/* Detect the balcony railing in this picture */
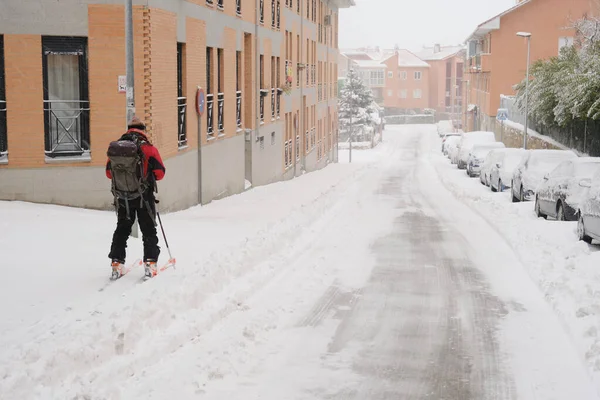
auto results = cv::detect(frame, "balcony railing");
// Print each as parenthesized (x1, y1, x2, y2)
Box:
(217, 92, 224, 134)
(260, 89, 267, 122)
(276, 0, 281, 30)
(236, 90, 242, 129)
(296, 135, 300, 161)
(285, 139, 291, 168)
(305, 130, 309, 152)
(318, 84, 322, 102)
(271, 88, 276, 119)
(236, 0, 241, 15)
(0, 100, 6, 157)
(206, 93, 214, 138)
(217, 0, 224, 9)
(177, 96, 187, 147)
(276, 89, 281, 117)
(296, 64, 300, 87)
(43, 100, 90, 157)
(311, 127, 315, 149)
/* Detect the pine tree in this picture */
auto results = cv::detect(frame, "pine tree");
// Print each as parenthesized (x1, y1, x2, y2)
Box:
(338, 69, 376, 140)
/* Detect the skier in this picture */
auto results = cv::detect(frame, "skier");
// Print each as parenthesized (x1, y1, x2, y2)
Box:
(106, 116, 166, 279)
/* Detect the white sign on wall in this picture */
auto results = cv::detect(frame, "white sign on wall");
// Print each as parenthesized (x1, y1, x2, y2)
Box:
(118, 75, 126, 93)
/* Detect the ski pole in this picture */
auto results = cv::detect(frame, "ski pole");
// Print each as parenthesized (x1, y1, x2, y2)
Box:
(156, 211, 176, 268)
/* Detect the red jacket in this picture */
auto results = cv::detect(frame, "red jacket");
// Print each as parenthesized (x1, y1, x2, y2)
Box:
(106, 128, 166, 182)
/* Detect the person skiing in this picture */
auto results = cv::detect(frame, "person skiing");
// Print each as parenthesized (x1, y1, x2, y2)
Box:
(106, 116, 166, 279)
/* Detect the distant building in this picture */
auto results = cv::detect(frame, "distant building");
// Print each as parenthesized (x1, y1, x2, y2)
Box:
(463, 0, 590, 132)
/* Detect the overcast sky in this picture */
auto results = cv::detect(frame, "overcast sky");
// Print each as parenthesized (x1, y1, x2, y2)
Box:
(339, 0, 515, 51)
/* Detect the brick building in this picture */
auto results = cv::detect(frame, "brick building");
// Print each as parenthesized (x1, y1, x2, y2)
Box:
(463, 0, 590, 132)
(0, 0, 353, 211)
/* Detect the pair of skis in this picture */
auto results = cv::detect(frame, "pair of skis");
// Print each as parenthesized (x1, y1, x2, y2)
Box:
(109, 258, 177, 281)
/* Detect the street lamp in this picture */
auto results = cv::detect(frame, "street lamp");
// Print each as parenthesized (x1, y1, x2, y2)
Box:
(517, 31, 531, 149)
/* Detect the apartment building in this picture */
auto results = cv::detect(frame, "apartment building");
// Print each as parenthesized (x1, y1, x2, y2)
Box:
(381, 49, 430, 113)
(415, 44, 465, 119)
(0, 0, 353, 211)
(463, 0, 590, 132)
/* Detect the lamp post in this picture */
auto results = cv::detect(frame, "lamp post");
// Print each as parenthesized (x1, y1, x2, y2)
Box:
(517, 32, 531, 150)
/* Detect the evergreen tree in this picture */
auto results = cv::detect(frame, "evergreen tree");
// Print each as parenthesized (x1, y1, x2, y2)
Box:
(338, 69, 376, 139)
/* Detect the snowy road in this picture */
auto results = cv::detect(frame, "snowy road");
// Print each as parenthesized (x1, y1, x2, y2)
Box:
(1, 125, 599, 399)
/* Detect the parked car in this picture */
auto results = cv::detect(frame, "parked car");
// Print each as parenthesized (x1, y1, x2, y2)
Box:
(448, 137, 462, 164)
(466, 143, 506, 178)
(511, 149, 578, 202)
(457, 131, 496, 169)
(443, 135, 461, 155)
(489, 148, 528, 192)
(535, 158, 600, 221)
(577, 168, 600, 243)
(480, 148, 509, 186)
(437, 120, 454, 137)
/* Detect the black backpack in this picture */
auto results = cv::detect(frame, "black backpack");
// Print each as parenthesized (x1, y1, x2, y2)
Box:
(107, 133, 150, 215)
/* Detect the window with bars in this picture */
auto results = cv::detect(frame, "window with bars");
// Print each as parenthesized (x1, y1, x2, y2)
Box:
(0, 35, 6, 159)
(177, 43, 187, 148)
(236, 51, 242, 129)
(260, 0, 265, 24)
(236, 0, 242, 15)
(42, 36, 90, 158)
(206, 47, 214, 138)
(217, 48, 224, 134)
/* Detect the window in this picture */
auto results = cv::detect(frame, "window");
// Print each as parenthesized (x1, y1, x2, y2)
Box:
(260, 0, 264, 24)
(236, 51, 242, 129)
(399, 71, 407, 80)
(236, 0, 242, 15)
(177, 43, 187, 147)
(559, 37, 574, 52)
(42, 36, 90, 158)
(217, 0, 224, 9)
(217, 48, 224, 134)
(387, 90, 393, 97)
(0, 35, 6, 160)
(414, 71, 422, 80)
(206, 47, 214, 138)
(398, 90, 407, 99)
(413, 89, 422, 99)
(387, 71, 393, 78)
(369, 70, 384, 86)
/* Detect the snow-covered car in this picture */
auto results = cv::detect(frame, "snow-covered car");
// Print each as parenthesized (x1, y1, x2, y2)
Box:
(577, 167, 600, 243)
(457, 131, 496, 169)
(442, 133, 461, 154)
(437, 120, 454, 137)
(448, 136, 462, 164)
(535, 158, 600, 221)
(466, 142, 506, 178)
(510, 149, 578, 203)
(480, 148, 509, 186)
(489, 148, 528, 192)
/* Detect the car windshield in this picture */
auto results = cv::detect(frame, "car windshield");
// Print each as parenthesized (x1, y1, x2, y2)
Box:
(530, 153, 574, 170)
(574, 161, 600, 178)
(503, 152, 526, 170)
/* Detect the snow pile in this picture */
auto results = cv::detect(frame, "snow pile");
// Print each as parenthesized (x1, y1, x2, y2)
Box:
(0, 158, 382, 399)
(430, 136, 600, 389)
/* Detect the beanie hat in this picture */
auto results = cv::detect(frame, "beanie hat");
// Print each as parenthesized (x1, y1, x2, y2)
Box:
(127, 116, 145, 129)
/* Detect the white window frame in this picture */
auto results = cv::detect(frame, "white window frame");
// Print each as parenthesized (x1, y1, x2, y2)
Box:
(387, 71, 393, 78)
(413, 89, 422, 99)
(387, 89, 393, 97)
(414, 71, 422, 80)
(398, 89, 407, 99)
(558, 37, 574, 52)
(400, 71, 407, 80)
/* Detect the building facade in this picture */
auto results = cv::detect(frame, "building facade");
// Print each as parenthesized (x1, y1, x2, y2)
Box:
(382, 49, 430, 113)
(463, 0, 590, 132)
(0, 0, 353, 211)
(415, 44, 465, 121)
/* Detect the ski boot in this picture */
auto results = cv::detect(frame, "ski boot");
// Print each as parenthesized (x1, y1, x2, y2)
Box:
(144, 259, 158, 278)
(111, 259, 126, 280)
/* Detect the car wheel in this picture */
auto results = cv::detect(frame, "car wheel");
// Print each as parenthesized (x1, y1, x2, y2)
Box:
(520, 187, 525, 202)
(512, 183, 519, 203)
(491, 180, 497, 192)
(535, 197, 547, 219)
(557, 202, 565, 222)
(578, 214, 593, 244)
(498, 179, 503, 192)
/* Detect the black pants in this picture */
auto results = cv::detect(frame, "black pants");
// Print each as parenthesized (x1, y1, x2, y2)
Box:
(109, 193, 160, 263)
